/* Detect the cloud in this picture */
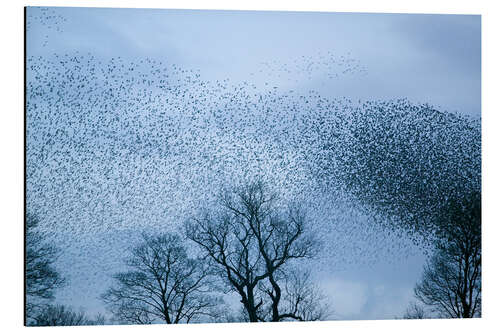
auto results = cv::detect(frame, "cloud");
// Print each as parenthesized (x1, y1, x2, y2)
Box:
(321, 278, 369, 319)
(364, 285, 415, 319)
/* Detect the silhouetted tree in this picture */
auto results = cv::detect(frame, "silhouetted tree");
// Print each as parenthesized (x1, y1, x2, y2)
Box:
(30, 304, 106, 326)
(401, 301, 428, 319)
(101, 232, 221, 324)
(266, 269, 331, 321)
(414, 193, 481, 318)
(25, 213, 65, 322)
(186, 181, 329, 322)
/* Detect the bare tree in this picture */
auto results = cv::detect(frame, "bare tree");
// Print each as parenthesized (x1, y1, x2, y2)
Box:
(267, 269, 331, 321)
(186, 181, 328, 322)
(25, 213, 65, 322)
(101, 232, 221, 324)
(414, 193, 481, 318)
(400, 301, 428, 319)
(105, 299, 154, 325)
(30, 304, 106, 326)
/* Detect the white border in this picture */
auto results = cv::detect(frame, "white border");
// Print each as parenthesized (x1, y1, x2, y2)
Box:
(1, 1, 498, 332)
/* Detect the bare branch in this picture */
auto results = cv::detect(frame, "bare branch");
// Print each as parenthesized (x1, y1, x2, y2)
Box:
(101, 232, 221, 324)
(186, 180, 327, 322)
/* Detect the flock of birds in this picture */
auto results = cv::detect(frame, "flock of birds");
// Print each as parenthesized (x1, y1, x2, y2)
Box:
(252, 51, 368, 84)
(26, 7, 66, 47)
(25, 8, 481, 320)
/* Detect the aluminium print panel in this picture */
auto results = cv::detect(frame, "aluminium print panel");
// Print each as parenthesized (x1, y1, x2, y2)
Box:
(25, 6, 481, 326)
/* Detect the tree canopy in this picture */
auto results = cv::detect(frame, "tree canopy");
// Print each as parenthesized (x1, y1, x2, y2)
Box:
(101, 232, 221, 324)
(186, 181, 329, 322)
(25, 214, 65, 322)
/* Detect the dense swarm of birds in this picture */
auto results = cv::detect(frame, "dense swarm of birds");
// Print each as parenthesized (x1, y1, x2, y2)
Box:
(307, 99, 481, 245)
(26, 9, 480, 317)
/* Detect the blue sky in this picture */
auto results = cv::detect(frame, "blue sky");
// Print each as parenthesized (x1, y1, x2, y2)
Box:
(26, 7, 480, 321)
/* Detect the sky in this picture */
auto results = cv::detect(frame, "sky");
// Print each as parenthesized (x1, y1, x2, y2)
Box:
(25, 7, 481, 322)
(27, 7, 481, 114)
